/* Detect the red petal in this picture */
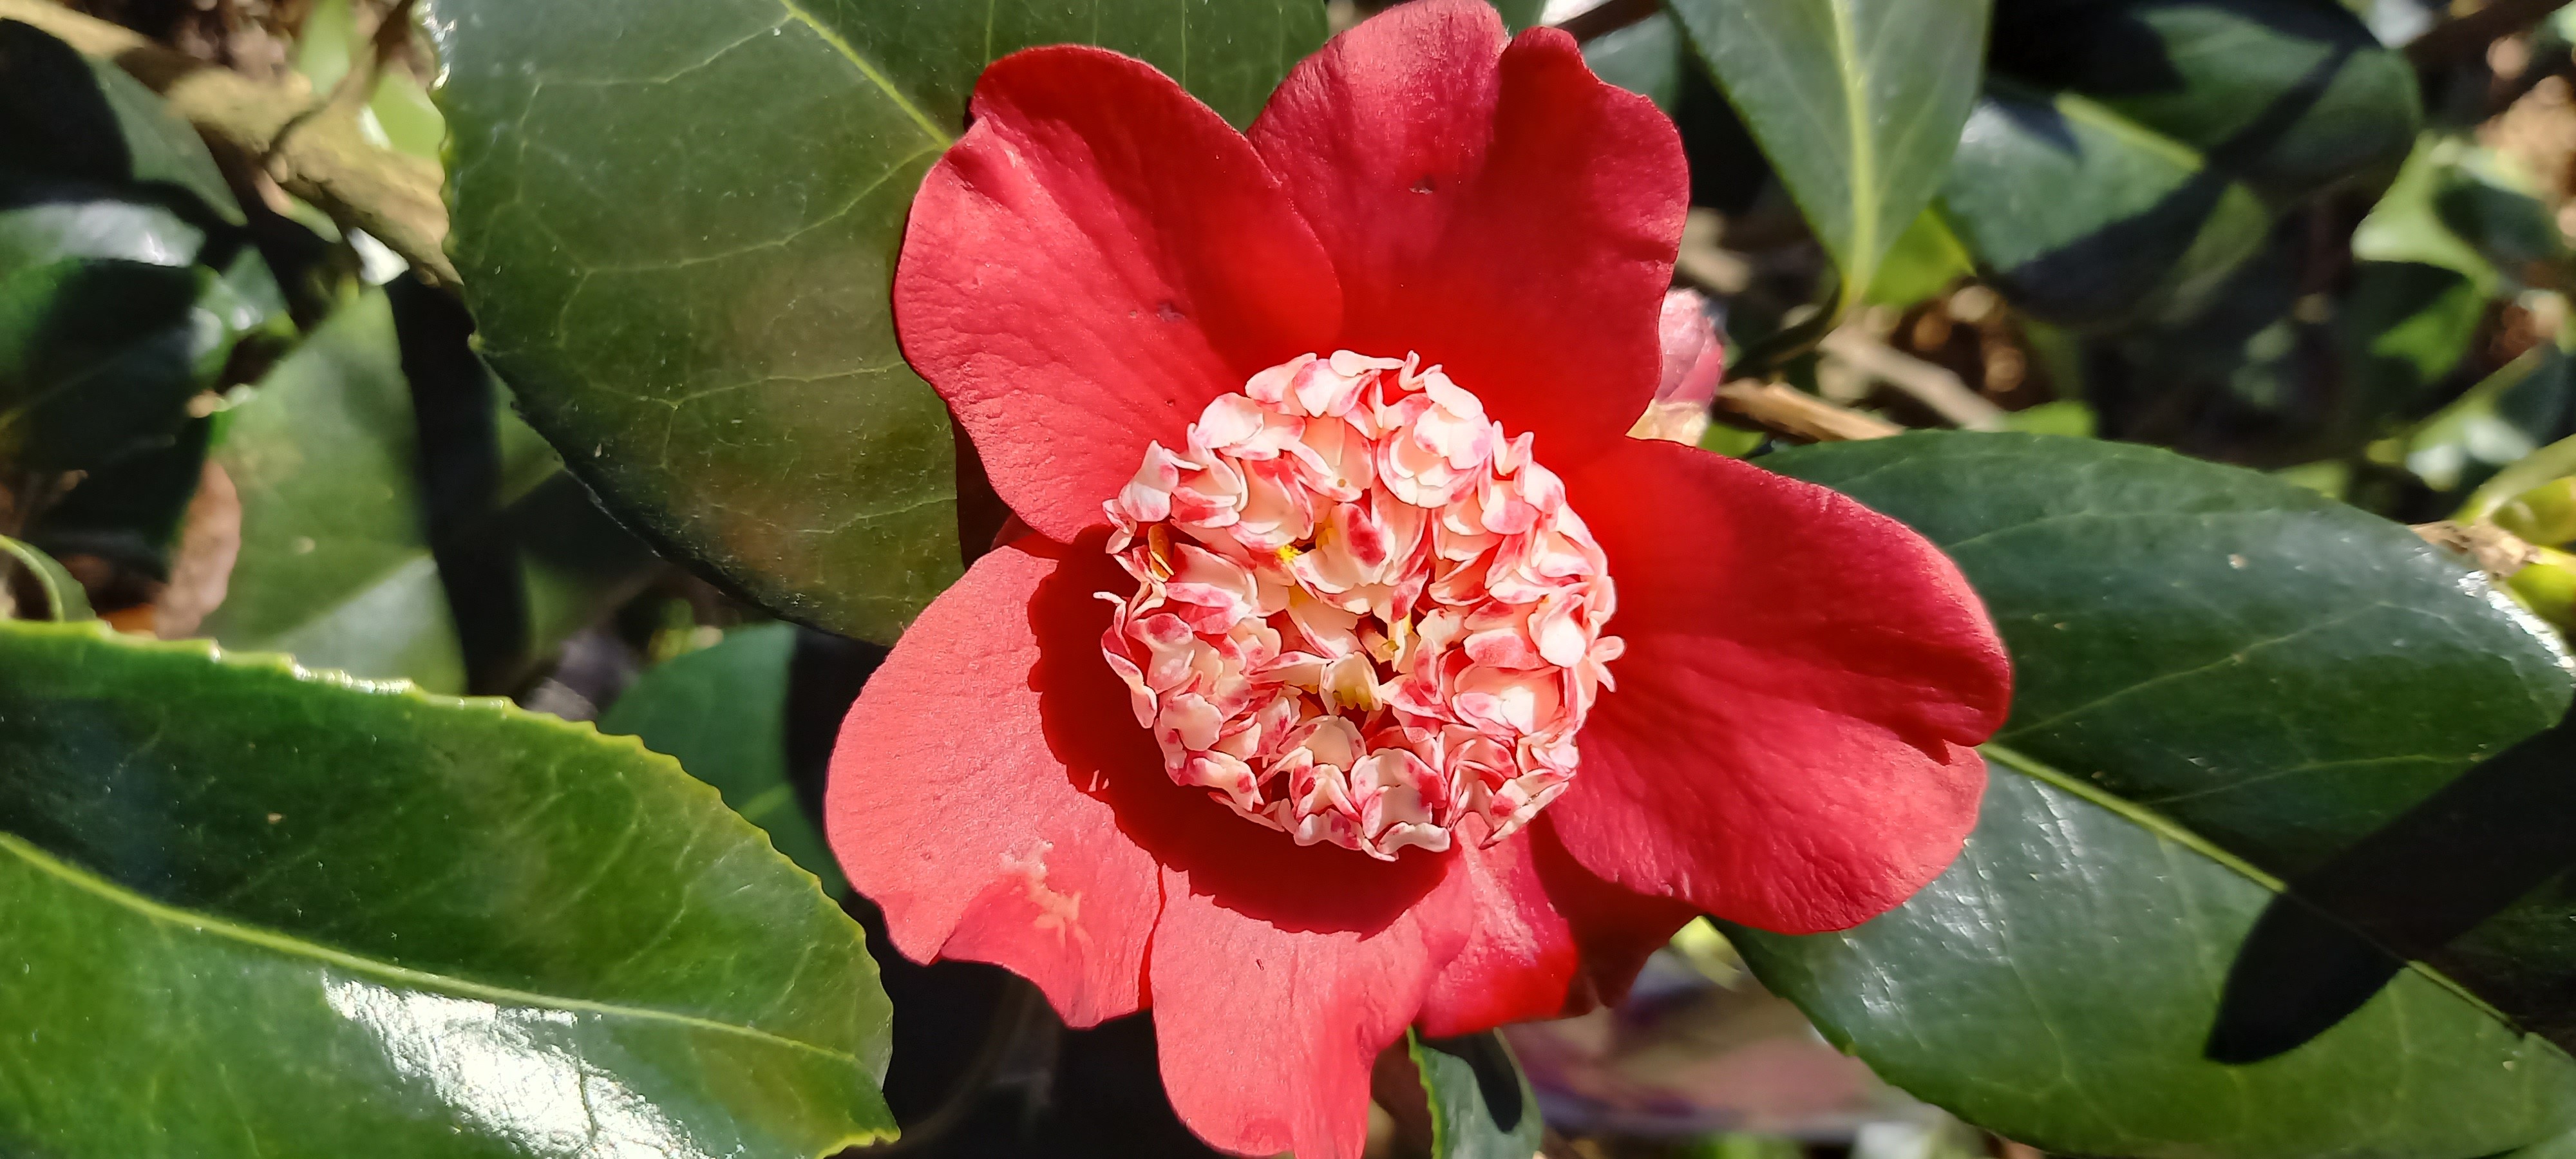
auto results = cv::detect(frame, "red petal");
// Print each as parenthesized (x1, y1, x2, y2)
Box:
(1249, 0, 1686, 471)
(824, 537, 1167, 1026)
(1553, 440, 2012, 934)
(1148, 843, 1472, 1159)
(1416, 819, 1695, 1039)
(896, 46, 1343, 543)
(1416, 828, 1575, 1039)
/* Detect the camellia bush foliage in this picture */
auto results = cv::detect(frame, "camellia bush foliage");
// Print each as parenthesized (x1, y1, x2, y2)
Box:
(9, 0, 2576, 1156)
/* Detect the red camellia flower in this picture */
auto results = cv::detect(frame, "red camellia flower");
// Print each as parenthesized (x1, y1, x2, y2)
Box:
(827, 3, 2012, 1154)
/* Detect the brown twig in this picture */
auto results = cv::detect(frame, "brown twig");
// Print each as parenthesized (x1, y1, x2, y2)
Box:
(1819, 327, 2009, 431)
(2407, 0, 2575, 69)
(1714, 380, 1902, 442)
(0, 0, 456, 289)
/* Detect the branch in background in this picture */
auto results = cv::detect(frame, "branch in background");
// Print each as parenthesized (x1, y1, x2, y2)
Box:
(1818, 327, 2009, 431)
(2407, 0, 2575, 68)
(1714, 380, 1902, 442)
(1554, 0, 1660, 41)
(2414, 520, 2538, 579)
(0, 0, 455, 290)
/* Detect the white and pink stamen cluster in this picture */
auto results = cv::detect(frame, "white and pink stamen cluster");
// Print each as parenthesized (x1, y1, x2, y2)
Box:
(1100, 351, 1623, 860)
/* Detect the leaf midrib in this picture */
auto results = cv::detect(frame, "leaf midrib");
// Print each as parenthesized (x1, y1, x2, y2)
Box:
(1826, 0, 1877, 303)
(775, 0, 954, 146)
(3, 831, 867, 1068)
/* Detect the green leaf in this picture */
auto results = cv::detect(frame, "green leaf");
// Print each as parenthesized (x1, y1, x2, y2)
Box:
(22, 413, 212, 585)
(2359, 291, 2553, 495)
(0, 23, 285, 475)
(600, 621, 844, 894)
(1736, 755, 2576, 1159)
(199, 290, 470, 688)
(0, 535, 90, 621)
(1862, 207, 1971, 308)
(1936, 84, 2272, 331)
(0, 619, 895, 1156)
(1409, 1030, 1542, 1159)
(1583, 10, 1687, 113)
(2354, 136, 2505, 288)
(1944, 0, 2417, 332)
(1730, 432, 2576, 1156)
(1666, 0, 1989, 310)
(1986, 0, 2418, 209)
(2327, 259, 2488, 447)
(430, 0, 1327, 643)
(0, 21, 244, 227)
(2511, 1126, 2576, 1159)
(200, 289, 654, 692)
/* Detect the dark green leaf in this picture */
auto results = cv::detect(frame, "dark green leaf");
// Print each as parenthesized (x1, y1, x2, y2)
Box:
(431, 0, 1327, 643)
(0, 619, 893, 1156)
(0, 23, 285, 476)
(0, 534, 90, 621)
(599, 621, 844, 894)
(1666, 0, 1989, 309)
(1937, 84, 2271, 330)
(1987, 0, 2418, 208)
(1730, 432, 2576, 1154)
(1943, 0, 2416, 332)
(1734, 756, 2576, 1159)
(24, 415, 211, 582)
(2327, 259, 2490, 460)
(0, 257, 226, 473)
(1410, 1029, 1542, 1159)
(0, 20, 243, 227)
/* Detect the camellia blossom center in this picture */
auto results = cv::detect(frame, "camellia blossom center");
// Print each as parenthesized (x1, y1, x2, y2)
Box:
(1101, 351, 1623, 859)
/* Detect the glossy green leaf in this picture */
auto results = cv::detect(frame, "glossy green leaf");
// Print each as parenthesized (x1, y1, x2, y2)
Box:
(600, 621, 844, 894)
(1987, 0, 2418, 208)
(1730, 433, 2576, 1156)
(1736, 756, 2576, 1159)
(1945, 0, 2415, 332)
(0, 23, 284, 475)
(1667, 0, 1987, 310)
(431, 0, 1327, 643)
(1410, 1030, 1542, 1159)
(1937, 84, 2271, 330)
(0, 619, 895, 1157)
(0, 535, 90, 621)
